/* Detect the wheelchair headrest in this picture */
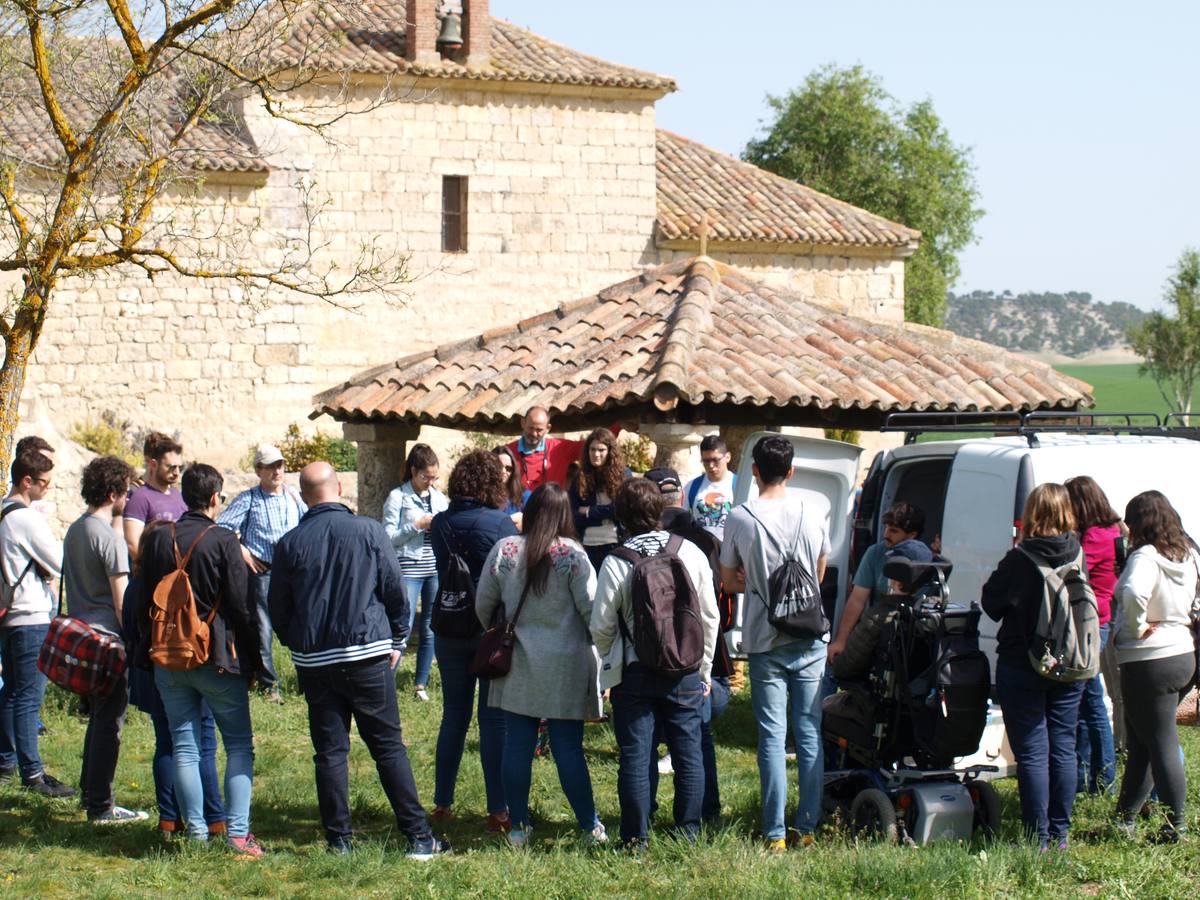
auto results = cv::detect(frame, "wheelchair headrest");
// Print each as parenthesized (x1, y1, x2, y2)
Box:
(882, 558, 952, 593)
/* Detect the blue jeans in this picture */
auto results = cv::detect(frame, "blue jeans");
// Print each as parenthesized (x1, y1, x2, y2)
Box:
(432, 634, 506, 814)
(749, 639, 826, 839)
(995, 657, 1084, 845)
(0, 624, 49, 779)
(250, 572, 277, 690)
(650, 674, 730, 821)
(611, 663, 705, 842)
(503, 712, 597, 831)
(150, 701, 225, 827)
(400, 575, 436, 688)
(155, 664, 254, 840)
(1076, 623, 1116, 794)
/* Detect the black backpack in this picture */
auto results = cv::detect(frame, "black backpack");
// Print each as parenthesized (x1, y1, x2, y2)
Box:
(431, 524, 482, 640)
(612, 534, 704, 677)
(744, 506, 827, 640)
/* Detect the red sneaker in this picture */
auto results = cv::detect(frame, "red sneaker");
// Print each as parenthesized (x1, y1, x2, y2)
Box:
(228, 833, 265, 858)
(485, 811, 511, 833)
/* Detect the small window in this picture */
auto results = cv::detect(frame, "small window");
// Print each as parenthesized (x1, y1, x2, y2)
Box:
(441, 175, 468, 252)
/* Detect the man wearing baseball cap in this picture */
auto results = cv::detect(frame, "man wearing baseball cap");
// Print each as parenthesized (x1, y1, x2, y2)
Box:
(217, 445, 307, 702)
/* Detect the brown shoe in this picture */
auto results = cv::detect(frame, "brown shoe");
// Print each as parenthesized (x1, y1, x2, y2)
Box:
(430, 806, 454, 824)
(485, 811, 511, 833)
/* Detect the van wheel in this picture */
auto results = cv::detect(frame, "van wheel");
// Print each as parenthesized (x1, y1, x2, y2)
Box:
(967, 778, 1001, 841)
(850, 788, 898, 843)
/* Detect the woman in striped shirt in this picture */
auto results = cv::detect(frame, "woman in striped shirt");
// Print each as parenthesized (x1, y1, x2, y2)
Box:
(382, 443, 448, 701)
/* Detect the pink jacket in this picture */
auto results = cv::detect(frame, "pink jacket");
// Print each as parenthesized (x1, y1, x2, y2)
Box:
(1080, 523, 1121, 625)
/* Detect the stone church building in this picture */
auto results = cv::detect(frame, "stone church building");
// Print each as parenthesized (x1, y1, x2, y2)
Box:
(19, 0, 921, 464)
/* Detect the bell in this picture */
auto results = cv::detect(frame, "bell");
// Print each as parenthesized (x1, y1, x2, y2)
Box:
(436, 12, 463, 51)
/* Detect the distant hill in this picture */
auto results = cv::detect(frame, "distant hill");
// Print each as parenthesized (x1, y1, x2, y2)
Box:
(945, 290, 1147, 357)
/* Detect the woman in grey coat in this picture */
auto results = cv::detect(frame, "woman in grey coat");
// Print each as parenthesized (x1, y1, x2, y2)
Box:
(475, 483, 604, 847)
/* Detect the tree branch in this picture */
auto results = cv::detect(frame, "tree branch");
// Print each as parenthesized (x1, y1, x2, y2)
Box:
(104, 0, 149, 68)
(19, 0, 79, 156)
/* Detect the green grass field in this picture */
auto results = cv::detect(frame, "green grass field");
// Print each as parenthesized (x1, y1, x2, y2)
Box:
(1057, 364, 1199, 422)
(2, 647, 1199, 898)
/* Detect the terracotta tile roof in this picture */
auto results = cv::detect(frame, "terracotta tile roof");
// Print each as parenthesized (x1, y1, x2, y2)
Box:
(274, 1, 676, 91)
(655, 130, 920, 249)
(314, 258, 1091, 429)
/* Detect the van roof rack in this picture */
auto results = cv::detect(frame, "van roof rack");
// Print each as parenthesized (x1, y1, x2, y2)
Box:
(882, 410, 1170, 447)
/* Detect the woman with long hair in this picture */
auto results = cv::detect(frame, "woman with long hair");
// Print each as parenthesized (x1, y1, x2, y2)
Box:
(492, 445, 526, 525)
(428, 450, 518, 833)
(475, 483, 605, 846)
(382, 443, 446, 701)
(568, 427, 630, 570)
(1064, 475, 1120, 794)
(982, 483, 1086, 850)
(1111, 490, 1196, 843)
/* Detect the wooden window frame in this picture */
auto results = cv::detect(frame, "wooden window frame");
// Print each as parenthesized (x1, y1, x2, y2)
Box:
(441, 175, 468, 253)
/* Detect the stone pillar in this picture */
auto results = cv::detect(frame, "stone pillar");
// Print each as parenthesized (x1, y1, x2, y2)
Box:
(719, 424, 765, 473)
(344, 422, 421, 519)
(640, 423, 708, 482)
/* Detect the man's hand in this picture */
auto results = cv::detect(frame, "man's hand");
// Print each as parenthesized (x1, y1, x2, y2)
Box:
(827, 637, 846, 665)
(702, 681, 712, 697)
(390, 650, 402, 670)
(241, 546, 268, 574)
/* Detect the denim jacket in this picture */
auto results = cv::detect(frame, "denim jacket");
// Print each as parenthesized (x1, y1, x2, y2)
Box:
(382, 482, 449, 561)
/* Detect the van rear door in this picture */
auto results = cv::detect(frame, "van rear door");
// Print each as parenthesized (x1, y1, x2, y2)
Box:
(726, 433, 862, 655)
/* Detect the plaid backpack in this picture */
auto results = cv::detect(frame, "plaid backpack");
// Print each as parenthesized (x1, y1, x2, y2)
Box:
(149, 523, 220, 670)
(37, 574, 127, 697)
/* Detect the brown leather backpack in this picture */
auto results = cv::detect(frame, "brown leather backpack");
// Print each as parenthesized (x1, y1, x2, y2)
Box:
(149, 523, 220, 671)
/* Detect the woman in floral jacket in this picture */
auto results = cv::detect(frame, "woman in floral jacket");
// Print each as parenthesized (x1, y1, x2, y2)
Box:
(475, 483, 604, 847)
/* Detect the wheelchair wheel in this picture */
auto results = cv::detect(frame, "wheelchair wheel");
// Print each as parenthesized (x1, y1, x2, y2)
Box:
(850, 788, 898, 843)
(966, 778, 1001, 840)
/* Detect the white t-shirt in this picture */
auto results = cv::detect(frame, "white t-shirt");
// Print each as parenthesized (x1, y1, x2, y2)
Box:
(685, 471, 736, 538)
(720, 497, 830, 655)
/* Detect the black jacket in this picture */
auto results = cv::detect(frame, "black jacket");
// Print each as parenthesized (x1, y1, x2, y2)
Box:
(133, 509, 257, 676)
(430, 499, 519, 586)
(268, 503, 408, 668)
(982, 533, 1081, 663)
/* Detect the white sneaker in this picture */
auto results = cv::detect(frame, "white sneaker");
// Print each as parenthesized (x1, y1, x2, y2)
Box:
(657, 753, 674, 775)
(507, 825, 533, 848)
(414, 687, 430, 702)
(90, 806, 149, 825)
(584, 822, 608, 845)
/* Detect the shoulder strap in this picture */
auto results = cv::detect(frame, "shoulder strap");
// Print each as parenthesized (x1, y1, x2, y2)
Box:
(170, 523, 222, 624)
(743, 505, 804, 559)
(664, 533, 685, 557)
(687, 478, 702, 510)
(611, 545, 642, 567)
(0, 499, 27, 520)
(1, 501, 37, 594)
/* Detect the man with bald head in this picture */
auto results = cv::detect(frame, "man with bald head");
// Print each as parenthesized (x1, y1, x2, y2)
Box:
(505, 406, 624, 495)
(269, 462, 447, 859)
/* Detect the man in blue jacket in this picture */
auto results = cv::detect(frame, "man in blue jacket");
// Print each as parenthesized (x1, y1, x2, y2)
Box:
(268, 461, 447, 859)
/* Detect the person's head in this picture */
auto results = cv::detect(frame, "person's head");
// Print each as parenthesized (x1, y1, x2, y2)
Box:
(1064, 476, 1120, 532)
(15, 435, 54, 464)
(699, 435, 730, 481)
(751, 435, 793, 487)
(521, 406, 550, 447)
(143, 431, 184, 488)
(80, 455, 135, 514)
(1124, 490, 1192, 563)
(578, 427, 623, 502)
(644, 467, 683, 508)
(882, 502, 925, 548)
(181, 463, 224, 514)
(299, 461, 340, 506)
(10, 450, 54, 501)
(615, 478, 664, 537)
(253, 444, 286, 492)
(492, 445, 524, 508)
(520, 483, 577, 595)
(1021, 483, 1076, 538)
(402, 443, 440, 494)
(447, 450, 506, 509)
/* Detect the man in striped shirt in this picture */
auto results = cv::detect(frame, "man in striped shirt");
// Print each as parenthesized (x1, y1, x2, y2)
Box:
(218, 445, 307, 702)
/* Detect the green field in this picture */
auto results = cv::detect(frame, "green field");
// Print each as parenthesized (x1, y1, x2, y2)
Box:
(2, 647, 1199, 898)
(1057, 364, 1200, 422)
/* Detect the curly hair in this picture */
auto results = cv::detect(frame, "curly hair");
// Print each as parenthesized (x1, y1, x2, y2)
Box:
(575, 428, 625, 502)
(81, 456, 135, 508)
(447, 450, 507, 509)
(1125, 490, 1192, 563)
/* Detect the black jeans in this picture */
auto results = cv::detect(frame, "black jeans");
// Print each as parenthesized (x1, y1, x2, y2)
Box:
(80, 670, 129, 817)
(1117, 651, 1196, 833)
(296, 657, 430, 843)
(611, 662, 704, 842)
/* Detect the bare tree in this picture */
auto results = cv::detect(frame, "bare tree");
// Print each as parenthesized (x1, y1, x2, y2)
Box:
(0, 0, 413, 476)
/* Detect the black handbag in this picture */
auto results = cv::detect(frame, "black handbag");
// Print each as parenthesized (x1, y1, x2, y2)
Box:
(469, 581, 531, 679)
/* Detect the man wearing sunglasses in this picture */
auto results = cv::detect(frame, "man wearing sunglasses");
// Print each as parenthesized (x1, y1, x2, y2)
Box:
(123, 432, 186, 562)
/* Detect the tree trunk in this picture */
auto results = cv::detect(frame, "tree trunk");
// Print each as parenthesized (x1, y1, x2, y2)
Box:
(0, 283, 50, 491)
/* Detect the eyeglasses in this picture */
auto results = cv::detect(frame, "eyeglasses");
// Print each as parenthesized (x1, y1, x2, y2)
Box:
(162, 463, 184, 473)
(219, 494, 227, 504)
(33, 477, 52, 487)
(700, 455, 726, 465)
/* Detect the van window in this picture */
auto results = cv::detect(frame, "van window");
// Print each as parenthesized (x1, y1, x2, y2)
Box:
(878, 458, 951, 548)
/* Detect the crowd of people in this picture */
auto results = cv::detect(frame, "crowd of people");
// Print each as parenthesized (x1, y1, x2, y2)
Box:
(0, 407, 1195, 859)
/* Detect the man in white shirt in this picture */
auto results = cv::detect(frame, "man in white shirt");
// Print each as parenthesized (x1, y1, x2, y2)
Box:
(683, 435, 737, 539)
(0, 447, 73, 797)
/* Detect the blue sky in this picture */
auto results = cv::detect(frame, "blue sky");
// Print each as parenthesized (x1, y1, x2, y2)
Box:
(499, 1, 1200, 310)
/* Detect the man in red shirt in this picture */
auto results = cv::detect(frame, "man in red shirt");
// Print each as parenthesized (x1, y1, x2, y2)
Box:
(506, 407, 625, 494)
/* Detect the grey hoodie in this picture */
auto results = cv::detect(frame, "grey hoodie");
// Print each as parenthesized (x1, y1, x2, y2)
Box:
(1111, 545, 1198, 665)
